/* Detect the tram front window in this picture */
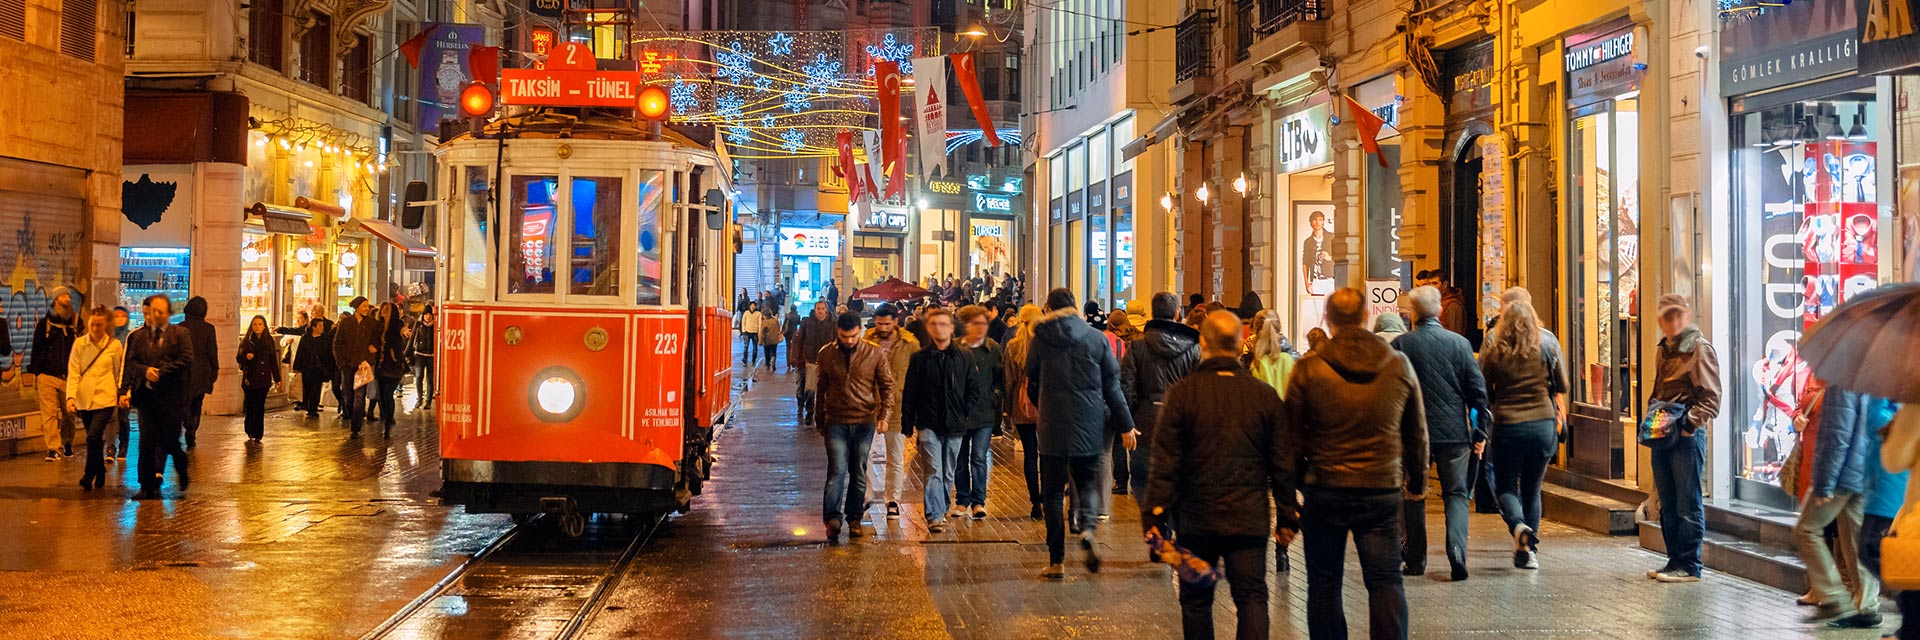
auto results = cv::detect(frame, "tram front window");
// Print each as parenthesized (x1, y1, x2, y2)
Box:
(636, 170, 665, 305)
(509, 175, 560, 295)
(570, 176, 623, 296)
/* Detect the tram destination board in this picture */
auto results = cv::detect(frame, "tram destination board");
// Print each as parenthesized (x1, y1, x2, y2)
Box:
(500, 68, 644, 108)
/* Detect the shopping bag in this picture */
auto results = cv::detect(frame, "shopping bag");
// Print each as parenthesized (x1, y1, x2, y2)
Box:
(1881, 508, 1920, 590)
(353, 361, 374, 390)
(1639, 400, 1689, 449)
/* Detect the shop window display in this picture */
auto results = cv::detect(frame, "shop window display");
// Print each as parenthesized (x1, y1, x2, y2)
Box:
(240, 230, 276, 327)
(1566, 98, 1642, 419)
(120, 247, 190, 328)
(335, 240, 366, 313)
(1729, 96, 1879, 500)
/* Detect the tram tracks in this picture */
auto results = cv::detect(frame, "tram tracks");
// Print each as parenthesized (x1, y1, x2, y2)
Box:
(362, 512, 664, 640)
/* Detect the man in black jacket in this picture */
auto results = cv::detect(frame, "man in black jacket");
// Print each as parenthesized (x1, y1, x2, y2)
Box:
(953, 304, 1004, 520)
(178, 296, 219, 448)
(333, 297, 383, 437)
(29, 285, 79, 460)
(1121, 292, 1200, 501)
(793, 301, 836, 425)
(900, 308, 983, 533)
(1391, 285, 1489, 581)
(122, 294, 195, 500)
(1027, 288, 1134, 579)
(1144, 310, 1291, 640)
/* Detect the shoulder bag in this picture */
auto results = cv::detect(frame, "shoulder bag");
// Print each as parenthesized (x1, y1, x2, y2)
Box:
(1639, 400, 1689, 449)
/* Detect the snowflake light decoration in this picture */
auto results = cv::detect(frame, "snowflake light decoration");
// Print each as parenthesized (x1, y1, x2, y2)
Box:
(753, 76, 773, 92)
(864, 33, 915, 77)
(802, 52, 844, 93)
(725, 126, 750, 145)
(784, 90, 813, 114)
(766, 31, 796, 57)
(780, 129, 807, 154)
(716, 91, 746, 120)
(669, 79, 700, 114)
(715, 41, 755, 83)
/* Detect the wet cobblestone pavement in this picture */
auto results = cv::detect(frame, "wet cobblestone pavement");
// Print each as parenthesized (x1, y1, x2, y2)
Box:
(0, 357, 1900, 639)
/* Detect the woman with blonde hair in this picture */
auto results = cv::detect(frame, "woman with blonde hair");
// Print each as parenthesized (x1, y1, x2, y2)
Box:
(1479, 297, 1568, 570)
(1004, 304, 1047, 519)
(1248, 310, 1296, 398)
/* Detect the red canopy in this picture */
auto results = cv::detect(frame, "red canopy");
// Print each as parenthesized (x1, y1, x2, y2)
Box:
(852, 277, 931, 302)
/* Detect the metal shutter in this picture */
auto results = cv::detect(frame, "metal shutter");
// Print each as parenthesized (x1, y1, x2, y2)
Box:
(0, 0, 23, 41)
(60, 0, 95, 62)
(0, 158, 88, 419)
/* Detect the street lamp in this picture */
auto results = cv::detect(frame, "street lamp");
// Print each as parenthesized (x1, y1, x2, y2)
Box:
(1231, 173, 1248, 196)
(959, 25, 988, 38)
(1195, 182, 1210, 204)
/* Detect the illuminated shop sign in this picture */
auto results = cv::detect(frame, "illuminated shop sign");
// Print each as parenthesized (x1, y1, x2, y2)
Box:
(1565, 32, 1634, 72)
(779, 228, 841, 256)
(973, 191, 1013, 214)
(860, 204, 909, 231)
(1565, 23, 1643, 105)
(1277, 103, 1331, 173)
(927, 178, 965, 195)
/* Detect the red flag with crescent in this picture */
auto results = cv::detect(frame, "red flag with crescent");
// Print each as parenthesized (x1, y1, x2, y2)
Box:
(836, 131, 862, 203)
(952, 53, 1002, 147)
(875, 60, 906, 200)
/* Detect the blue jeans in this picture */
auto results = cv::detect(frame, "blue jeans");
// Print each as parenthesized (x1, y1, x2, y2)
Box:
(955, 427, 993, 507)
(1302, 487, 1407, 640)
(919, 430, 965, 522)
(1405, 443, 1474, 572)
(1650, 430, 1706, 576)
(1492, 419, 1558, 541)
(822, 423, 876, 524)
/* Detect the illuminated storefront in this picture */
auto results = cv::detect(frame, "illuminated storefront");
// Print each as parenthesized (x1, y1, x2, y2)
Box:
(778, 227, 840, 305)
(1045, 115, 1136, 307)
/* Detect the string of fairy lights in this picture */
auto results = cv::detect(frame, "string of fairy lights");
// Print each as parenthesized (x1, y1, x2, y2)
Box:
(248, 116, 389, 174)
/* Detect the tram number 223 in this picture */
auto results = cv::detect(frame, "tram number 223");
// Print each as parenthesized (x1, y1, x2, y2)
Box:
(652, 332, 680, 355)
(443, 329, 470, 351)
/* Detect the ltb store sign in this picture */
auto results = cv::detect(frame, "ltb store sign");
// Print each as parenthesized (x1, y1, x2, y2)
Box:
(1277, 103, 1331, 173)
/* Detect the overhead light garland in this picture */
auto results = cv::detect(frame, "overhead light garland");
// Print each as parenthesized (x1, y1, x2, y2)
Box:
(249, 116, 387, 172)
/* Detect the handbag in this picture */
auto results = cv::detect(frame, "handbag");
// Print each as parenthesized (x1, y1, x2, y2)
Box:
(1881, 507, 1920, 589)
(1640, 400, 1690, 449)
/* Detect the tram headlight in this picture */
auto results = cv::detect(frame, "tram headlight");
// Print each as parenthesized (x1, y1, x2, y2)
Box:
(527, 366, 586, 423)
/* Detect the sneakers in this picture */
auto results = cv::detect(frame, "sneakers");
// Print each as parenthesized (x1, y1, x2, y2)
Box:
(886, 502, 901, 519)
(1511, 525, 1534, 568)
(1041, 563, 1066, 580)
(971, 506, 986, 520)
(1649, 567, 1675, 580)
(946, 506, 967, 520)
(1804, 603, 1851, 623)
(825, 519, 843, 542)
(43, 451, 60, 461)
(1652, 570, 1700, 583)
(104, 456, 115, 466)
(1828, 611, 1884, 629)
(1081, 532, 1103, 574)
(927, 518, 948, 533)
(1519, 551, 1539, 570)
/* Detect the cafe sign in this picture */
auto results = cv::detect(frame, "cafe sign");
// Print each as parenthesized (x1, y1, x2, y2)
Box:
(860, 204, 909, 231)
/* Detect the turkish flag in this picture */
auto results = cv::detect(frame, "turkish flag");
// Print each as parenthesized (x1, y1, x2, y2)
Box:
(875, 61, 906, 200)
(398, 25, 439, 69)
(469, 45, 500, 84)
(952, 53, 1001, 147)
(1346, 95, 1389, 167)
(837, 131, 862, 203)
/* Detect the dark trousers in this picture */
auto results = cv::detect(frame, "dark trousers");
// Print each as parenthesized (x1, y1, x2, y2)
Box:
(330, 370, 347, 411)
(1650, 431, 1707, 575)
(342, 372, 372, 433)
(1492, 420, 1558, 541)
(242, 387, 268, 440)
(1128, 432, 1152, 505)
(1405, 443, 1474, 573)
(115, 407, 130, 455)
(1041, 454, 1103, 564)
(135, 402, 188, 492)
(300, 372, 326, 415)
(1302, 487, 1408, 640)
(1111, 435, 1131, 491)
(1016, 424, 1040, 508)
(1178, 535, 1269, 640)
(185, 393, 206, 447)
(413, 357, 435, 404)
(77, 408, 114, 486)
(1472, 448, 1498, 513)
(742, 332, 758, 365)
(376, 376, 401, 427)
(761, 343, 778, 368)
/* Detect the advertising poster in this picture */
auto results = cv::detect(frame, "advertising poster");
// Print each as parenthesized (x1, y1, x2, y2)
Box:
(1478, 134, 1509, 325)
(969, 219, 1012, 279)
(419, 24, 487, 127)
(1295, 201, 1338, 333)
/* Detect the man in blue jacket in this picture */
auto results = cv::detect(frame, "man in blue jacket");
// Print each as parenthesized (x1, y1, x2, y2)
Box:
(1800, 387, 1893, 627)
(1391, 285, 1488, 581)
(1027, 288, 1134, 579)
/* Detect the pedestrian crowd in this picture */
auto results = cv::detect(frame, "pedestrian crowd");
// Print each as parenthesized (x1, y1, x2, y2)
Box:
(28, 287, 439, 500)
(790, 270, 1812, 640)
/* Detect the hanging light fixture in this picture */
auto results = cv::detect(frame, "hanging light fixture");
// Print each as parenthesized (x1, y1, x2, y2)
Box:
(1796, 115, 1821, 142)
(1848, 112, 1869, 140)
(1195, 182, 1210, 204)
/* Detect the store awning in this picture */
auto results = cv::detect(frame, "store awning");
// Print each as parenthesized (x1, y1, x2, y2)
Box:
(352, 218, 438, 271)
(246, 203, 315, 235)
(1122, 102, 1198, 161)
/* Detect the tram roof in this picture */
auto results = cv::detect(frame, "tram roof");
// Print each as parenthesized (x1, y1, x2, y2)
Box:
(441, 111, 711, 150)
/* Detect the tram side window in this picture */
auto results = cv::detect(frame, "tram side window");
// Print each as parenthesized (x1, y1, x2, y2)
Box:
(508, 175, 560, 295)
(635, 170, 665, 305)
(570, 176, 623, 296)
(460, 166, 491, 302)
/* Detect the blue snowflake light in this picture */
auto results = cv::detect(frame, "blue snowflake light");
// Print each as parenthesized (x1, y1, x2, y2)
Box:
(766, 31, 796, 57)
(802, 52, 844, 93)
(715, 41, 755, 83)
(780, 129, 807, 154)
(725, 126, 750, 145)
(669, 79, 700, 115)
(864, 33, 916, 77)
(784, 90, 813, 114)
(716, 91, 746, 120)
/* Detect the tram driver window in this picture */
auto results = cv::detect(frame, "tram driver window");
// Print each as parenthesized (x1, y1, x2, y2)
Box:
(508, 175, 560, 295)
(570, 176, 623, 296)
(635, 170, 666, 305)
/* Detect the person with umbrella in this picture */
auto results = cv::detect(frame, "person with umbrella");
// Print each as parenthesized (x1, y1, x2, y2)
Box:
(1645, 294, 1722, 583)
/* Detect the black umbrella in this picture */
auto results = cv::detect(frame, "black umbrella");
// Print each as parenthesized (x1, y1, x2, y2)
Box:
(1800, 283, 1920, 403)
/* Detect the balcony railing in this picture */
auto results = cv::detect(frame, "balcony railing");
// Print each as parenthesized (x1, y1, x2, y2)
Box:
(1257, 0, 1324, 33)
(1175, 10, 1215, 83)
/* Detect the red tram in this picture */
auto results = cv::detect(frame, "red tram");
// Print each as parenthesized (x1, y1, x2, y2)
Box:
(431, 107, 735, 529)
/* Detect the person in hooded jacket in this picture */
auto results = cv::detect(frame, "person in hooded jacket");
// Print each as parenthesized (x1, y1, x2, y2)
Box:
(1391, 285, 1489, 580)
(1028, 288, 1135, 579)
(236, 316, 281, 442)
(30, 285, 80, 460)
(1121, 292, 1201, 502)
(1281, 288, 1427, 640)
(373, 303, 408, 435)
(1373, 313, 1408, 344)
(178, 296, 219, 449)
(293, 314, 337, 418)
(900, 308, 984, 533)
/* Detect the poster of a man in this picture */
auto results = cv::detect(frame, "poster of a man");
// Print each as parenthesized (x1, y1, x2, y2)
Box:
(1299, 205, 1336, 295)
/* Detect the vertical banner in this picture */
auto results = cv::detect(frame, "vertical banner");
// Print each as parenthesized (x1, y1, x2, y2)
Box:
(874, 61, 906, 200)
(912, 56, 949, 178)
(861, 131, 885, 202)
(951, 53, 1002, 147)
(1477, 134, 1509, 325)
(419, 24, 487, 127)
(836, 131, 862, 204)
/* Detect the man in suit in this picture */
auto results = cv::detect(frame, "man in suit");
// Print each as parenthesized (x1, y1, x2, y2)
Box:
(121, 294, 195, 500)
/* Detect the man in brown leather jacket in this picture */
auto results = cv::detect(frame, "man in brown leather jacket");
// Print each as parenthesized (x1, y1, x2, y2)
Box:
(813, 311, 895, 542)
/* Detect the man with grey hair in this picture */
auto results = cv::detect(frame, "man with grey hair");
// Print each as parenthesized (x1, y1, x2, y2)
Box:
(1391, 285, 1488, 581)
(1283, 288, 1427, 639)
